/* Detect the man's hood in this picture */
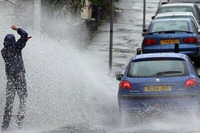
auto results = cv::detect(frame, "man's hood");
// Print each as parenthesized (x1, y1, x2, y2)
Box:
(3, 34, 16, 47)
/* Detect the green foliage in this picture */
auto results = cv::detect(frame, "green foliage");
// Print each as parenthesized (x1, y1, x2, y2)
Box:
(43, 0, 106, 8)
(42, 0, 109, 16)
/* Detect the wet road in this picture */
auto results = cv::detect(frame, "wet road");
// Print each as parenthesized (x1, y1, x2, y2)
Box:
(0, 0, 200, 133)
(47, 0, 200, 132)
(88, 0, 160, 75)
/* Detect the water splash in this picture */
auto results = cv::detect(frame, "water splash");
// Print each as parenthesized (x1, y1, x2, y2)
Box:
(0, 1, 119, 132)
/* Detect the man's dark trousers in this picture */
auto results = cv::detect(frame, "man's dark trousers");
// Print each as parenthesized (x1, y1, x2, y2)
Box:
(2, 72, 27, 129)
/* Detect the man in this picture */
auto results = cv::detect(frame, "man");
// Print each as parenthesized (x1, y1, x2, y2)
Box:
(1, 25, 31, 130)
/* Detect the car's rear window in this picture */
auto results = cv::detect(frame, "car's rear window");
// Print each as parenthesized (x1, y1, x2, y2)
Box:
(158, 7, 194, 14)
(128, 59, 189, 77)
(151, 20, 190, 32)
(156, 16, 198, 27)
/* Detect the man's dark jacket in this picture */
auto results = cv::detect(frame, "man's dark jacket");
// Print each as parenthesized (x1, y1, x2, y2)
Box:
(1, 28, 28, 77)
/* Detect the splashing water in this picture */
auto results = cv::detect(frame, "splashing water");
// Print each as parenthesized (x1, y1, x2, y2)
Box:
(1, 1, 200, 133)
(0, 1, 119, 133)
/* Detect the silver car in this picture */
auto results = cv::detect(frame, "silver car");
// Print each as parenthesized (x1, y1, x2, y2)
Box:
(154, 12, 200, 31)
(153, 3, 200, 24)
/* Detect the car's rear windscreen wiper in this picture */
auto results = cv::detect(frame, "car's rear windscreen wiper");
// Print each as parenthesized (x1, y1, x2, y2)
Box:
(156, 71, 182, 76)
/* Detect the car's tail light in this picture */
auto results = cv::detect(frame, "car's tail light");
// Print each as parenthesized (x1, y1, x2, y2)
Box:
(183, 37, 198, 44)
(185, 78, 198, 88)
(119, 81, 132, 90)
(142, 38, 157, 46)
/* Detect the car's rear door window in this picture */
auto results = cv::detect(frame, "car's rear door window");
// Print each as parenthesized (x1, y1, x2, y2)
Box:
(158, 6, 194, 14)
(128, 59, 189, 77)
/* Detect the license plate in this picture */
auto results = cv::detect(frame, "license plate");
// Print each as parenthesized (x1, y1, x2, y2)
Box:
(160, 39, 180, 45)
(144, 85, 171, 92)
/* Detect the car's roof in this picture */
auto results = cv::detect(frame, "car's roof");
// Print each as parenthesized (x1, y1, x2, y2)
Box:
(161, 3, 195, 7)
(155, 12, 194, 18)
(132, 53, 188, 61)
(152, 18, 192, 23)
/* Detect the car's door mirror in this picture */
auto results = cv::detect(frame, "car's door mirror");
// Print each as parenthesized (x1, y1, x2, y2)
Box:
(143, 29, 147, 32)
(152, 16, 155, 20)
(198, 29, 200, 34)
(142, 29, 147, 36)
(142, 32, 147, 37)
(116, 74, 123, 81)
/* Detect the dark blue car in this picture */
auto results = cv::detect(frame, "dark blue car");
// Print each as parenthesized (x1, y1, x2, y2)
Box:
(116, 53, 200, 116)
(142, 18, 200, 67)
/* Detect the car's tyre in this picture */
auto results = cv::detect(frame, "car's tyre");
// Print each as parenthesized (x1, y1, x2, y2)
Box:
(194, 56, 200, 67)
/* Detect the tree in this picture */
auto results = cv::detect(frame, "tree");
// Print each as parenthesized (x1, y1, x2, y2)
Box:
(42, 0, 107, 15)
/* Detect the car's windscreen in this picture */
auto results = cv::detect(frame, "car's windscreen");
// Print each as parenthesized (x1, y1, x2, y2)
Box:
(128, 59, 189, 77)
(158, 7, 194, 15)
(151, 20, 190, 32)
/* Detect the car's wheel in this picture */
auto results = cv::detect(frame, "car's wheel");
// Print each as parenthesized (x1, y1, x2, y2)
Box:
(194, 56, 200, 67)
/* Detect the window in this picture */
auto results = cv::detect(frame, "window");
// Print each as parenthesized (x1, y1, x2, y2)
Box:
(191, 21, 198, 34)
(128, 59, 189, 77)
(186, 56, 199, 76)
(151, 20, 189, 32)
(158, 6, 194, 15)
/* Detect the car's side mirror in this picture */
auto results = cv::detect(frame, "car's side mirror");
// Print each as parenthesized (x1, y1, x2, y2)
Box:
(116, 74, 123, 81)
(198, 29, 200, 34)
(142, 32, 147, 37)
(162, 2, 168, 5)
(152, 16, 155, 20)
(142, 29, 147, 36)
(143, 29, 147, 32)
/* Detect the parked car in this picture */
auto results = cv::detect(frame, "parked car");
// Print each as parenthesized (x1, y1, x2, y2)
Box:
(154, 12, 200, 30)
(142, 18, 200, 67)
(158, 0, 200, 8)
(169, 0, 200, 8)
(169, 0, 200, 3)
(153, 3, 200, 24)
(116, 53, 200, 117)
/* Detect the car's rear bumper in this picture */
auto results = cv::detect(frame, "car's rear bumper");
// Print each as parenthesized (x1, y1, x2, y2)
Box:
(118, 94, 200, 112)
(142, 44, 200, 58)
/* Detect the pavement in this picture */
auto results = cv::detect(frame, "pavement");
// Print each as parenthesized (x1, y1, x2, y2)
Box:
(87, 0, 160, 75)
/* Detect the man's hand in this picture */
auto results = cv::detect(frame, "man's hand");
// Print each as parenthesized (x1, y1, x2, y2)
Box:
(27, 36, 32, 40)
(11, 25, 18, 30)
